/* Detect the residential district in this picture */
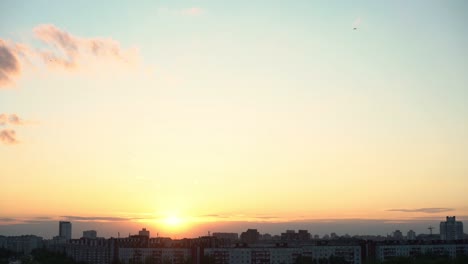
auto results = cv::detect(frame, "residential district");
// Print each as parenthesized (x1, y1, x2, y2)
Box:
(0, 216, 467, 264)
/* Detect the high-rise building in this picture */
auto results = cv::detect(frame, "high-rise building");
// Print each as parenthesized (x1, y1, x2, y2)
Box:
(440, 216, 464, 241)
(139, 228, 150, 237)
(280, 230, 311, 241)
(393, 230, 403, 240)
(83, 230, 97, 239)
(240, 229, 260, 244)
(212, 232, 239, 241)
(59, 221, 72, 240)
(407, 230, 416, 240)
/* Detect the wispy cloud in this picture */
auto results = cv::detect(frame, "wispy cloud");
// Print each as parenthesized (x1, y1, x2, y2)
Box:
(33, 24, 138, 69)
(0, 129, 18, 145)
(8, 114, 24, 125)
(0, 215, 152, 226)
(61, 215, 143, 222)
(386, 208, 454, 214)
(0, 113, 27, 126)
(0, 114, 6, 126)
(256, 216, 279, 220)
(0, 40, 21, 88)
(33, 216, 54, 220)
(157, 7, 205, 17)
(0, 26, 141, 144)
(0, 218, 17, 223)
(0, 24, 140, 88)
(198, 214, 228, 218)
(180, 7, 204, 16)
(0, 113, 33, 144)
(194, 213, 281, 222)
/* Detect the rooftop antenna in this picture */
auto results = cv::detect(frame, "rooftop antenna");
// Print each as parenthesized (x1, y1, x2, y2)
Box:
(208, 231, 211, 236)
(118, 232, 120, 238)
(428, 226, 434, 235)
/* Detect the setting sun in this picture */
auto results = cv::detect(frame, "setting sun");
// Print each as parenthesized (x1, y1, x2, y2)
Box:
(164, 216, 182, 226)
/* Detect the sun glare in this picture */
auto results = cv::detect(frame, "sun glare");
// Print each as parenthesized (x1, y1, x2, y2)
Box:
(165, 215, 182, 226)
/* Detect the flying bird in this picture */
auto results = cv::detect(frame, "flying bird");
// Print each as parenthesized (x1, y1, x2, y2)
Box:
(352, 17, 361, 30)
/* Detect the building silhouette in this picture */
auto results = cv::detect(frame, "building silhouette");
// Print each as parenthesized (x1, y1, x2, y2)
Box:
(83, 230, 97, 239)
(407, 230, 416, 240)
(0, 235, 42, 254)
(393, 230, 403, 240)
(212, 232, 239, 245)
(280, 230, 311, 242)
(138, 228, 150, 238)
(59, 221, 72, 240)
(440, 216, 464, 240)
(240, 229, 260, 244)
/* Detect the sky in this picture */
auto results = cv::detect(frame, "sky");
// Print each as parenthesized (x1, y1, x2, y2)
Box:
(1, 0, 468, 239)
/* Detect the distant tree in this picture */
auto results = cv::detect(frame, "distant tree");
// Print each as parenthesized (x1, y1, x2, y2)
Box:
(200, 255, 216, 264)
(363, 259, 380, 264)
(381, 257, 412, 264)
(144, 255, 156, 264)
(294, 255, 314, 264)
(162, 256, 172, 264)
(0, 248, 13, 264)
(20, 255, 34, 264)
(130, 259, 143, 264)
(30, 248, 80, 264)
(453, 255, 468, 264)
(381, 254, 468, 264)
(329, 255, 349, 264)
(183, 256, 192, 264)
(317, 258, 328, 264)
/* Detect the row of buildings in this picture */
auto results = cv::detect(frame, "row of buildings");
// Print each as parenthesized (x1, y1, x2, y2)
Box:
(45, 217, 467, 245)
(0, 217, 465, 264)
(46, 233, 468, 264)
(2, 232, 468, 264)
(233, 217, 465, 244)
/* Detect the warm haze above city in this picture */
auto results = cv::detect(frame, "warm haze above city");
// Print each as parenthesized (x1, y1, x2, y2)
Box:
(1, 0, 468, 245)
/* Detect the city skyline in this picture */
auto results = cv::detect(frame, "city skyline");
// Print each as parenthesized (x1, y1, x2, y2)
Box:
(1, 216, 466, 264)
(0, 216, 466, 240)
(2, 0, 468, 239)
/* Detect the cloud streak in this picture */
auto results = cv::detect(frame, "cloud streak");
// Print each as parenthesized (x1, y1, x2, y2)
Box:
(0, 218, 16, 223)
(34, 24, 138, 69)
(0, 24, 140, 87)
(180, 7, 204, 16)
(0, 114, 31, 144)
(0, 40, 21, 88)
(0, 113, 26, 126)
(157, 7, 205, 17)
(0, 129, 18, 144)
(386, 208, 454, 213)
(61, 215, 143, 222)
(0, 114, 6, 126)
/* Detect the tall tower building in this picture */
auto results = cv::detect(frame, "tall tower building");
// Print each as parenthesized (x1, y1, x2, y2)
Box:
(59, 221, 72, 240)
(138, 228, 150, 237)
(393, 230, 403, 240)
(440, 216, 463, 240)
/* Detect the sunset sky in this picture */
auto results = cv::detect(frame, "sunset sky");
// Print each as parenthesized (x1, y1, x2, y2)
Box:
(1, 0, 468, 238)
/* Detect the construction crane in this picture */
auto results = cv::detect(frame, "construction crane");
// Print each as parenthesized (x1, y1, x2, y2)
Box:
(428, 226, 434, 235)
